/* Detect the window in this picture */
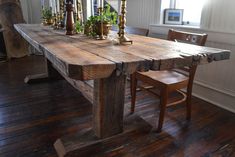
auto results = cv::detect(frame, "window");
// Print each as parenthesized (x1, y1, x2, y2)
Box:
(161, 0, 206, 26)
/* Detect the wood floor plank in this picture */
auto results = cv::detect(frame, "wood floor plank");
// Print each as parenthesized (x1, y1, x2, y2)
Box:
(0, 56, 235, 157)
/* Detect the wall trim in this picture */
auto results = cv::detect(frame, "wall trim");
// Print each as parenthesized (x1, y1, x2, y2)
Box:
(149, 24, 235, 46)
(192, 92, 235, 114)
(194, 80, 235, 98)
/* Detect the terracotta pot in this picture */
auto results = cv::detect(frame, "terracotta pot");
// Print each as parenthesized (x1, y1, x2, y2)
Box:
(94, 21, 112, 36)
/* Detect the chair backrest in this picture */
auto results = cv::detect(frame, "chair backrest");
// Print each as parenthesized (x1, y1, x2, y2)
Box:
(167, 29, 208, 46)
(111, 26, 149, 37)
(167, 29, 208, 93)
(125, 27, 149, 37)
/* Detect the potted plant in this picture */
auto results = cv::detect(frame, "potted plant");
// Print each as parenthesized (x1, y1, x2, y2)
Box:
(84, 4, 117, 37)
(42, 8, 53, 25)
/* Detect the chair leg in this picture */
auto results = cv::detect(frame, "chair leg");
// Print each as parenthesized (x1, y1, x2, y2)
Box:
(130, 73, 137, 114)
(186, 91, 192, 120)
(157, 88, 168, 133)
(186, 65, 197, 120)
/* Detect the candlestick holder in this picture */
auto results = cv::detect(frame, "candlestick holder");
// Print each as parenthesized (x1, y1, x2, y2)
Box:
(65, 0, 75, 35)
(117, 0, 132, 44)
(58, 0, 65, 28)
(52, 13, 59, 29)
(96, 7, 106, 40)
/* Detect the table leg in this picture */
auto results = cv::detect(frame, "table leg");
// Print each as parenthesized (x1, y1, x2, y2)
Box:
(24, 59, 63, 84)
(54, 71, 152, 157)
(93, 71, 126, 138)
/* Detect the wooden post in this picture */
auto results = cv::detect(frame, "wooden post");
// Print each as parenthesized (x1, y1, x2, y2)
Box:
(24, 59, 63, 84)
(0, 0, 28, 58)
(93, 71, 126, 138)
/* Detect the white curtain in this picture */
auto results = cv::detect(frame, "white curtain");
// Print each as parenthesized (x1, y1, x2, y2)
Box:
(200, 0, 235, 33)
(20, 0, 42, 24)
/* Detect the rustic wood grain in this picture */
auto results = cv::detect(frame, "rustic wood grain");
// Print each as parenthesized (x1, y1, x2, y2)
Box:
(0, 0, 28, 58)
(54, 114, 152, 157)
(13, 24, 232, 156)
(14, 24, 230, 79)
(14, 24, 116, 80)
(93, 71, 126, 138)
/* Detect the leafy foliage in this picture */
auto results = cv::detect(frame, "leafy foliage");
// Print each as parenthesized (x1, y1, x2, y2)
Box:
(84, 4, 117, 37)
(42, 8, 53, 20)
(75, 21, 84, 33)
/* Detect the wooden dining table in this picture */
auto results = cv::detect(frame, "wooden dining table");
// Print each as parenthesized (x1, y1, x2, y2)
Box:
(15, 24, 230, 157)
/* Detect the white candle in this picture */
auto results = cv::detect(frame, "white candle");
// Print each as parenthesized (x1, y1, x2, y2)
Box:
(97, 0, 100, 8)
(41, 0, 45, 9)
(74, 0, 77, 13)
(57, 0, 60, 13)
(118, 0, 121, 15)
(101, 0, 104, 8)
(49, 0, 52, 8)
(51, 0, 55, 14)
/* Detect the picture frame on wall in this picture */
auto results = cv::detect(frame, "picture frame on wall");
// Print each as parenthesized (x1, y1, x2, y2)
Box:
(164, 9, 183, 25)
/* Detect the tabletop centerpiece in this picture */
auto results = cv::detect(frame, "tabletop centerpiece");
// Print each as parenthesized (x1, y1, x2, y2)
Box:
(84, 4, 117, 39)
(41, 7, 53, 26)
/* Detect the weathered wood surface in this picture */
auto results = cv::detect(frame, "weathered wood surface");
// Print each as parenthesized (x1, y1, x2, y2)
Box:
(0, 0, 28, 58)
(24, 59, 64, 84)
(93, 71, 126, 138)
(54, 114, 152, 157)
(14, 24, 231, 156)
(14, 24, 230, 80)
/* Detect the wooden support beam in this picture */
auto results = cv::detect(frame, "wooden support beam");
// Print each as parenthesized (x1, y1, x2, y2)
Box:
(93, 71, 126, 138)
(54, 114, 152, 157)
(24, 59, 63, 84)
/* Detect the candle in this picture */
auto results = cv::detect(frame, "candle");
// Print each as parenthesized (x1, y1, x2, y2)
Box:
(41, 0, 45, 9)
(118, 0, 121, 15)
(97, 0, 100, 8)
(57, 0, 60, 13)
(74, 0, 77, 13)
(100, 0, 104, 8)
(49, 0, 52, 8)
(54, 0, 57, 14)
(51, 0, 55, 14)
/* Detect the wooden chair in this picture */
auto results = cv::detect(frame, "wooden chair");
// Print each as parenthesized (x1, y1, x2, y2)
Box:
(111, 26, 149, 37)
(130, 29, 208, 132)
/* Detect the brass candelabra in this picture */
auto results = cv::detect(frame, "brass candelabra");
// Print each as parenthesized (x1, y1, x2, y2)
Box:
(117, 0, 132, 44)
(96, 7, 106, 40)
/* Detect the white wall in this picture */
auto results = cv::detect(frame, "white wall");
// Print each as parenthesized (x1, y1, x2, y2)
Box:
(20, 0, 42, 24)
(126, 0, 161, 29)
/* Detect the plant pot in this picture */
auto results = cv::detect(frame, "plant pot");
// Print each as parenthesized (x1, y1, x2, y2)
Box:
(43, 18, 54, 26)
(94, 21, 112, 36)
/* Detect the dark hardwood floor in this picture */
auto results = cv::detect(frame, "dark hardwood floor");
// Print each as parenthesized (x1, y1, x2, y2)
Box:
(0, 56, 235, 157)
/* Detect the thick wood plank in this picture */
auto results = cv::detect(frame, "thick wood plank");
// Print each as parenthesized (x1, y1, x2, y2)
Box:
(93, 71, 126, 138)
(24, 59, 64, 84)
(0, 0, 28, 58)
(14, 24, 230, 79)
(14, 24, 116, 80)
(54, 115, 152, 157)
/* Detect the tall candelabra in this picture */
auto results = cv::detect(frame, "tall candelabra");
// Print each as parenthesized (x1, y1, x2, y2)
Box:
(59, 0, 65, 28)
(118, 0, 132, 44)
(65, 0, 75, 35)
(97, 7, 105, 40)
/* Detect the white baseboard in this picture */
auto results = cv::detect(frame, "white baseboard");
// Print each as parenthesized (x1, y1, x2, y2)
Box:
(192, 82, 235, 114)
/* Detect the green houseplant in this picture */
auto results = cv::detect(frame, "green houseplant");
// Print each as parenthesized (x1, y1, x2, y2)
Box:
(84, 4, 117, 37)
(42, 8, 53, 25)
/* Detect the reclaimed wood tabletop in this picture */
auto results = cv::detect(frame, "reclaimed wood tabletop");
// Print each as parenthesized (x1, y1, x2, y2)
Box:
(14, 24, 231, 157)
(14, 24, 230, 80)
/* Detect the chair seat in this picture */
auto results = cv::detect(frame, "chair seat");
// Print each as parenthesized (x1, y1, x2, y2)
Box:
(137, 70, 188, 86)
